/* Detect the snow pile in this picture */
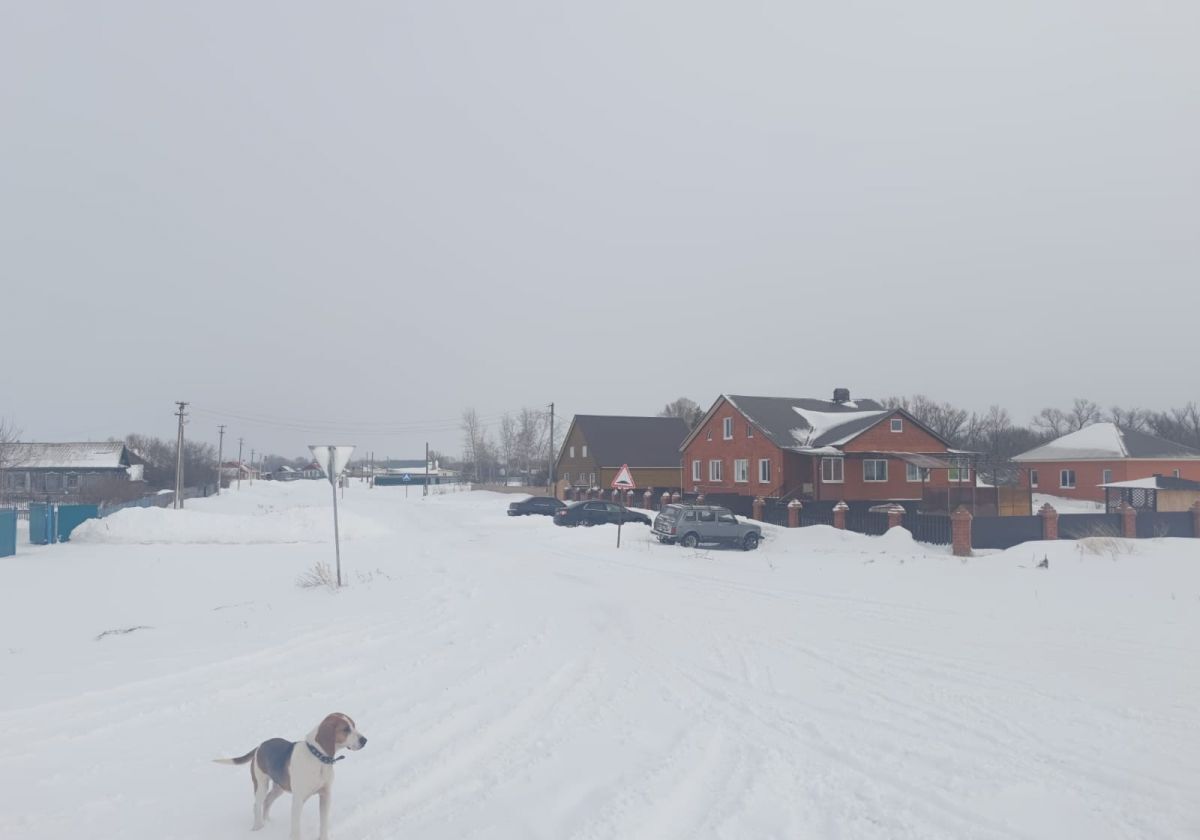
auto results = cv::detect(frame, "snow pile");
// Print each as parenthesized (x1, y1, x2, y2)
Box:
(71, 504, 390, 545)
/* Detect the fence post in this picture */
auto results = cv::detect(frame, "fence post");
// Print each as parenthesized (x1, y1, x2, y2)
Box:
(951, 506, 973, 557)
(662, 491, 672, 509)
(1039, 503, 1059, 540)
(644, 490, 654, 510)
(626, 489, 635, 507)
(887, 504, 905, 530)
(1192, 500, 1200, 538)
(696, 493, 705, 505)
(832, 501, 848, 530)
(671, 492, 681, 504)
(752, 497, 765, 522)
(787, 499, 802, 528)
(1119, 501, 1137, 539)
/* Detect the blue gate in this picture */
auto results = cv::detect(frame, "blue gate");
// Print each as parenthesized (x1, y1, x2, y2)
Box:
(56, 505, 99, 541)
(26, 503, 100, 544)
(0, 508, 15, 557)
(28, 503, 56, 545)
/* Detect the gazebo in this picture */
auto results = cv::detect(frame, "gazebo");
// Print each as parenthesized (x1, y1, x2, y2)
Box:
(1101, 475, 1200, 513)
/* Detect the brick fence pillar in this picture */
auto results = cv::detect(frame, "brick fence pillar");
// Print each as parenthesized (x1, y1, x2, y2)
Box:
(611, 489, 621, 504)
(626, 490, 635, 507)
(1192, 500, 1200, 538)
(696, 493, 705, 505)
(887, 504, 905, 530)
(951, 505, 973, 557)
(787, 499, 802, 528)
(644, 490, 654, 510)
(662, 492, 672, 509)
(1039, 503, 1059, 540)
(1119, 501, 1137, 539)
(671, 492, 681, 504)
(752, 497, 765, 522)
(833, 501, 849, 530)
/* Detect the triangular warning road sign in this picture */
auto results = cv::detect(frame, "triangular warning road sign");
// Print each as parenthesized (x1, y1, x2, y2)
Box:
(611, 464, 636, 489)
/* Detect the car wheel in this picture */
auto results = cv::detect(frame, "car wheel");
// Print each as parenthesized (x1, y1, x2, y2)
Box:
(742, 533, 760, 551)
(583, 520, 594, 527)
(680, 532, 699, 549)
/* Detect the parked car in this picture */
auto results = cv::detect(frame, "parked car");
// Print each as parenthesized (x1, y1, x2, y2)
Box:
(553, 500, 652, 527)
(507, 496, 567, 517)
(652, 504, 762, 550)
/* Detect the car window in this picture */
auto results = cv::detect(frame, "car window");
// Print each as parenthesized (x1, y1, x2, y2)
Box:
(608, 504, 622, 513)
(698, 510, 715, 522)
(684, 511, 696, 521)
(584, 502, 601, 511)
(718, 514, 736, 524)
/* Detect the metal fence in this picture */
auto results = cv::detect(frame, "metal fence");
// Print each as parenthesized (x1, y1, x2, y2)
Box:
(1058, 513, 1123, 541)
(908, 512, 952, 545)
(971, 515, 1044, 550)
(1135, 511, 1195, 539)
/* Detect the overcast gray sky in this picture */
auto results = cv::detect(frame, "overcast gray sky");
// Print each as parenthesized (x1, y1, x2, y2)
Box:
(2, 1, 1197, 459)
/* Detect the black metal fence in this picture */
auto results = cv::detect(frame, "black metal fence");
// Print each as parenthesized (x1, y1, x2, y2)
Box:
(971, 515, 1044, 550)
(845, 508, 889, 536)
(908, 512, 952, 545)
(1135, 511, 1195, 539)
(1058, 513, 1123, 541)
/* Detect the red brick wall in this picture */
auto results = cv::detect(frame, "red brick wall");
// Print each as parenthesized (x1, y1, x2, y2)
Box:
(1019, 459, 1200, 502)
(817, 411, 960, 502)
(682, 398, 786, 496)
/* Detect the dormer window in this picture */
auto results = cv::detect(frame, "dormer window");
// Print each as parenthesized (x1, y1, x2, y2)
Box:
(890, 418, 903, 433)
(722, 417, 733, 440)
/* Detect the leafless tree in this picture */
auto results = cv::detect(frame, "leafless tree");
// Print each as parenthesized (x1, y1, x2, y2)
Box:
(1068, 398, 1102, 431)
(658, 397, 704, 429)
(499, 413, 517, 481)
(1107, 405, 1148, 433)
(883, 395, 969, 444)
(460, 408, 484, 481)
(0, 419, 31, 504)
(1031, 407, 1069, 437)
(1147, 402, 1200, 450)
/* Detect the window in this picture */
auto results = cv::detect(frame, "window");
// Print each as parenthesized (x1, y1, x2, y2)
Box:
(589, 472, 596, 486)
(66, 474, 81, 491)
(890, 418, 903, 433)
(698, 510, 716, 522)
(821, 457, 844, 483)
(569, 446, 575, 458)
(906, 463, 922, 482)
(1060, 469, 1076, 489)
(758, 459, 771, 484)
(692, 460, 702, 482)
(683, 510, 697, 521)
(863, 459, 888, 482)
(1102, 469, 1113, 484)
(706, 428, 712, 441)
(747, 424, 754, 438)
(1173, 469, 1182, 478)
(948, 457, 970, 483)
(3, 471, 29, 491)
(734, 459, 749, 483)
(45, 472, 62, 491)
(582, 445, 587, 458)
(1030, 469, 1039, 488)
(722, 417, 733, 440)
(718, 512, 737, 524)
(709, 459, 723, 481)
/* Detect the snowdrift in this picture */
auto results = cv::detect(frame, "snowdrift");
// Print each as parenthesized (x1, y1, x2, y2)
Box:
(71, 504, 390, 545)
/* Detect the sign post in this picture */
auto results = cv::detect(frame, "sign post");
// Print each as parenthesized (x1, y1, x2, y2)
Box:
(610, 464, 636, 548)
(309, 445, 356, 587)
(402, 472, 411, 498)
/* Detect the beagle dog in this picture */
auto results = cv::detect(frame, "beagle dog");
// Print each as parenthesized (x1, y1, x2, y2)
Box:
(215, 712, 367, 840)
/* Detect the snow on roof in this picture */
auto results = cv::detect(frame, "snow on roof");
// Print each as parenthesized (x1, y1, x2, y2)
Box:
(1099, 477, 1160, 489)
(789, 407, 888, 447)
(1014, 423, 1200, 462)
(1013, 423, 1127, 461)
(2, 442, 130, 470)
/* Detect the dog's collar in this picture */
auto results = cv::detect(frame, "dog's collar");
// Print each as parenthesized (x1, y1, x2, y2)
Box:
(305, 741, 344, 765)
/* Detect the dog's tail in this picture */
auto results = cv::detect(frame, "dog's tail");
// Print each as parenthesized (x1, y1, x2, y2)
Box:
(213, 748, 256, 766)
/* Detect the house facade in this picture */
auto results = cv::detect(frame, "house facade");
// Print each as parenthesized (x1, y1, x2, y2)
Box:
(555, 415, 688, 494)
(681, 392, 972, 505)
(0, 442, 147, 504)
(1013, 423, 1200, 502)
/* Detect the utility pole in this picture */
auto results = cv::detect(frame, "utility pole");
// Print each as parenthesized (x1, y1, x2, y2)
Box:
(249, 449, 255, 486)
(237, 438, 244, 491)
(173, 401, 188, 509)
(215, 425, 226, 496)
(548, 402, 555, 498)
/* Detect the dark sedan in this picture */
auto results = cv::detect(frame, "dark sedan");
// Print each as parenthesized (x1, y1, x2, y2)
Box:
(507, 496, 567, 517)
(553, 500, 652, 527)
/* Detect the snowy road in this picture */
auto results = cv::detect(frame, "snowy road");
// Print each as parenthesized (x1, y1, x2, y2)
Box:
(1, 483, 1198, 839)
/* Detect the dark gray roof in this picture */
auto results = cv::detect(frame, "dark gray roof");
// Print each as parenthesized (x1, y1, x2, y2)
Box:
(571, 415, 689, 467)
(1119, 429, 1200, 459)
(723, 395, 892, 450)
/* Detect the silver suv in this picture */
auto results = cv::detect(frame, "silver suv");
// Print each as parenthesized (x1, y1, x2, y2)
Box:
(653, 504, 762, 550)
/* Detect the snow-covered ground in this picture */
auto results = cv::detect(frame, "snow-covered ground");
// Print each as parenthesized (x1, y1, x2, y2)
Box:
(1, 483, 1198, 839)
(1033, 493, 1106, 514)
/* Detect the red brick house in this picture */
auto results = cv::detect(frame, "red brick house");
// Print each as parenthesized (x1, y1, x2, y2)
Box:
(680, 392, 971, 504)
(1012, 423, 1200, 503)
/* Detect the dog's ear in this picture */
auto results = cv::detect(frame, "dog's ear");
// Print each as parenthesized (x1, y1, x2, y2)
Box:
(316, 714, 339, 756)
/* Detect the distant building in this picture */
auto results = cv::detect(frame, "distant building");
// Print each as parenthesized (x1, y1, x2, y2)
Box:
(556, 415, 690, 493)
(1013, 423, 1200, 503)
(0, 442, 146, 504)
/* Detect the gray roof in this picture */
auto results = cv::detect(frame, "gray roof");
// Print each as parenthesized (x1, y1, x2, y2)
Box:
(569, 415, 689, 467)
(1014, 423, 1200, 462)
(0, 441, 136, 470)
(722, 395, 892, 450)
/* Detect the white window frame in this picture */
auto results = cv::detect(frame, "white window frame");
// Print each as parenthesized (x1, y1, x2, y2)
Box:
(821, 457, 844, 483)
(581, 445, 587, 458)
(890, 418, 903, 433)
(747, 424, 754, 438)
(734, 459, 749, 483)
(709, 459, 723, 482)
(906, 463, 922, 482)
(863, 459, 888, 483)
(589, 472, 596, 486)
(948, 457, 970, 483)
(706, 428, 712, 441)
(1060, 469, 1076, 489)
(722, 417, 733, 440)
(1173, 469, 1181, 478)
(758, 458, 771, 484)
(1030, 469, 1039, 488)
(1102, 469, 1113, 484)
(692, 460, 702, 482)
(569, 446, 575, 458)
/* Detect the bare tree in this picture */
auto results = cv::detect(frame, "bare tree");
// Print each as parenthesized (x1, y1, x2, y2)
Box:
(460, 408, 484, 482)
(498, 413, 517, 482)
(0, 419, 32, 504)
(883, 395, 969, 444)
(1107, 405, 1148, 433)
(1031, 407, 1069, 437)
(658, 397, 704, 429)
(1147, 402, 1200, 450)
(1068, 398, 1102, 431)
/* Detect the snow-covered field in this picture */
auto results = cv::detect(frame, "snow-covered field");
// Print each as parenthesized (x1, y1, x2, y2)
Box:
(2, 483, 1198, 839)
